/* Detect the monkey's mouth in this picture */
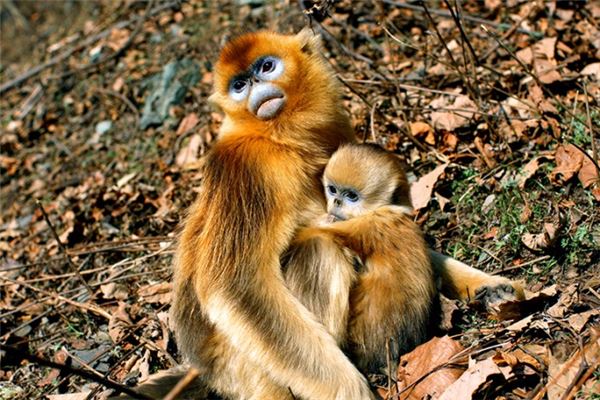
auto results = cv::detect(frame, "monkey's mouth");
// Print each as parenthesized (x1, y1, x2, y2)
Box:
(328, 213, 346, 222)
(256, 95, 286, 120)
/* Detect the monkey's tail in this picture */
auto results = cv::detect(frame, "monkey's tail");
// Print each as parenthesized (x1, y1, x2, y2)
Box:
(108, 365, 214, 400)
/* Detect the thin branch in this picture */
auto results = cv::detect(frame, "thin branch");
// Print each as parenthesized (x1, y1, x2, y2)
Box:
(0, 344, 152, 400)
(0, 1, 178, 94)
(51, 0, 155, 80)
(92, 87, 140, 126)
(381, 0, 541, 36)
(582, 80, 597, 163)
(36, 201, 94, 296)
(0, 276, 111, 320)
(162, 368, 201, 400)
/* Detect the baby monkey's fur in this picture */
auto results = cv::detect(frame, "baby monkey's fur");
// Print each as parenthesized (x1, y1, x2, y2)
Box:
(285, 144, 436, 373)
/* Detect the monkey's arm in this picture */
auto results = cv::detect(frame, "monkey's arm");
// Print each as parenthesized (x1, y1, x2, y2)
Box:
(429, 250, 525, 305)
(180, 140, 372, 400)
(305, 208, 524, 307)
(284, 231, 357, 344)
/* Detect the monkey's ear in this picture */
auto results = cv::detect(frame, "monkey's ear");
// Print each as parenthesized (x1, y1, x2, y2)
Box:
(296, 27, 322, 54)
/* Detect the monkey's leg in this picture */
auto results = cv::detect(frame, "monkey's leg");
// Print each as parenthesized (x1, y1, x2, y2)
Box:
(108, 366, 211, 400)
(429, 250, 524, 307)
(283, 230, 358, 344)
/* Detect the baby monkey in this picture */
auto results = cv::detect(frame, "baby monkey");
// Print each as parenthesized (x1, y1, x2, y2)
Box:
(284, 143, 437, 373)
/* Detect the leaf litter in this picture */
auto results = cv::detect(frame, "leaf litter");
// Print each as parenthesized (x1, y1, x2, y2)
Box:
(0, 1, 598, 399)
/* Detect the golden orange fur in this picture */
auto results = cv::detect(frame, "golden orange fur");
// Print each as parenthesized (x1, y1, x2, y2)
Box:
(285, 144, 435, 373)
(172, 29, 372, 400)
(116, 30, 524, 400)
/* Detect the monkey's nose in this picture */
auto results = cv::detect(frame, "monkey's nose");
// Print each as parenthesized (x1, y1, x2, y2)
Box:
(334, 198, 342, 207)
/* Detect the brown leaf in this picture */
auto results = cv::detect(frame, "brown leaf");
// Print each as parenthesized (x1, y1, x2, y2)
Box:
(547, 284, 578, 318)
(395, 336, 465, 400)
(550, 144, 584, 184)
(176, 113, 200, 136)
(545, 329, 600, 400)
(410, 163, 448, 210)
(176, 134, 203, 167)
(39, 350, 68, 387)
(439, 295, 461, 331)
(535, 59, 562, 84)
(534, 37, 557, 60)
(108, 302, 132, 343)
(410, 121, 435, 145)
(438, 357, 502, 400)
(567, 309, 600, 332)
(47, 393, 92, 400)
(100, 282, 129, 301)
(578, 155, 599, 188)
(107, 28, 130, 52)
(493, 348, 542, 371)
(430, 95, 477, 131)
(138, 282, 172, 304)
(493, 285, 558, 322)
(518, 157, 543, 188)
(521, 222, 559, 252)
(580, 62, 600, 79)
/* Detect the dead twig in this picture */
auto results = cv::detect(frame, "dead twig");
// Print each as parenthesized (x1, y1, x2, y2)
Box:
(481, 25, 578, 122)
(36, 200, 94, 296)
(582, 80, 597, 163)
(381, 0, 541, 36)
(92, 87, 140, 126)
(0, 1, 178, 94)
(162, 367, 201, 400)
(0, 343, 152, 400)
(0, 276, 110, 320)
(52, 0, 155, 80)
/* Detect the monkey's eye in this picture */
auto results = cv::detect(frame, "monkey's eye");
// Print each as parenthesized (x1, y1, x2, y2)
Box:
(345, 190, 359, 202)
(232, 80, 247, 93)
(327, 185, 337, 195)
(262, 60, 275, 73)
(229, 79, 250, 101)
(256, 57, 283, 80)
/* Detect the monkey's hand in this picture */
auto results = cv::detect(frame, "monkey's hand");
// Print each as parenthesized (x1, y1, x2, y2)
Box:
(314, 213, 337, 226)
(430, 250, 525, 308)
(474, 279, 525, 309)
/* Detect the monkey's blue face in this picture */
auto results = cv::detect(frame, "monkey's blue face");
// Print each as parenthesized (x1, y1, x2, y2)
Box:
(324, 182, 363, 221)
(227, 56, 286, 120)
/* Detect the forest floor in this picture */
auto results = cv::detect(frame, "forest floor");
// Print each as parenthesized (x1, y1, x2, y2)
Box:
(1, 1, 599, 399)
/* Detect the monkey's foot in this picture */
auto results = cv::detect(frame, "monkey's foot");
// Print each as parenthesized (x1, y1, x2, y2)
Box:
(474, 282, 522, 309)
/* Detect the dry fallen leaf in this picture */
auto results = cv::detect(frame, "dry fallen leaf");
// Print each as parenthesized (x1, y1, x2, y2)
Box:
(580, 62, 600, 79)
(567, 309, 600, 332)
(438, 357, 502, 400)
(547, 283, 578, 318)
(176, 134, 203, 167)
(47, 393, 92, 400)
(578, 154, 599, 188)
(493, 285, 558, 322)
(430, 95, 477, 131)
(550, 144, 584, 184)
(410, 163, 448, 210)
(410, 121, 435, 145)
(544, 329, 600, 400)
(108, 301, 132, 343)
(521, 222, 559, 252)
(393, 336, 465, 400)
(518, 157, 543, 188)
(138, 282, 173, 304)
(176, 112, 200, 136)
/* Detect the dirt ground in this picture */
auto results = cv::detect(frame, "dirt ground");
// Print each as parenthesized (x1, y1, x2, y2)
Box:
(1, 1, 599, 399)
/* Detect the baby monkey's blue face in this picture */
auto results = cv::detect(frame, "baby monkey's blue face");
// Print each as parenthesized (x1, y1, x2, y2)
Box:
(323, 181, 363, 221)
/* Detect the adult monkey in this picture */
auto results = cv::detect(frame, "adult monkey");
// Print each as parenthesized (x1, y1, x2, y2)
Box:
(120, 30, 522, 400)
